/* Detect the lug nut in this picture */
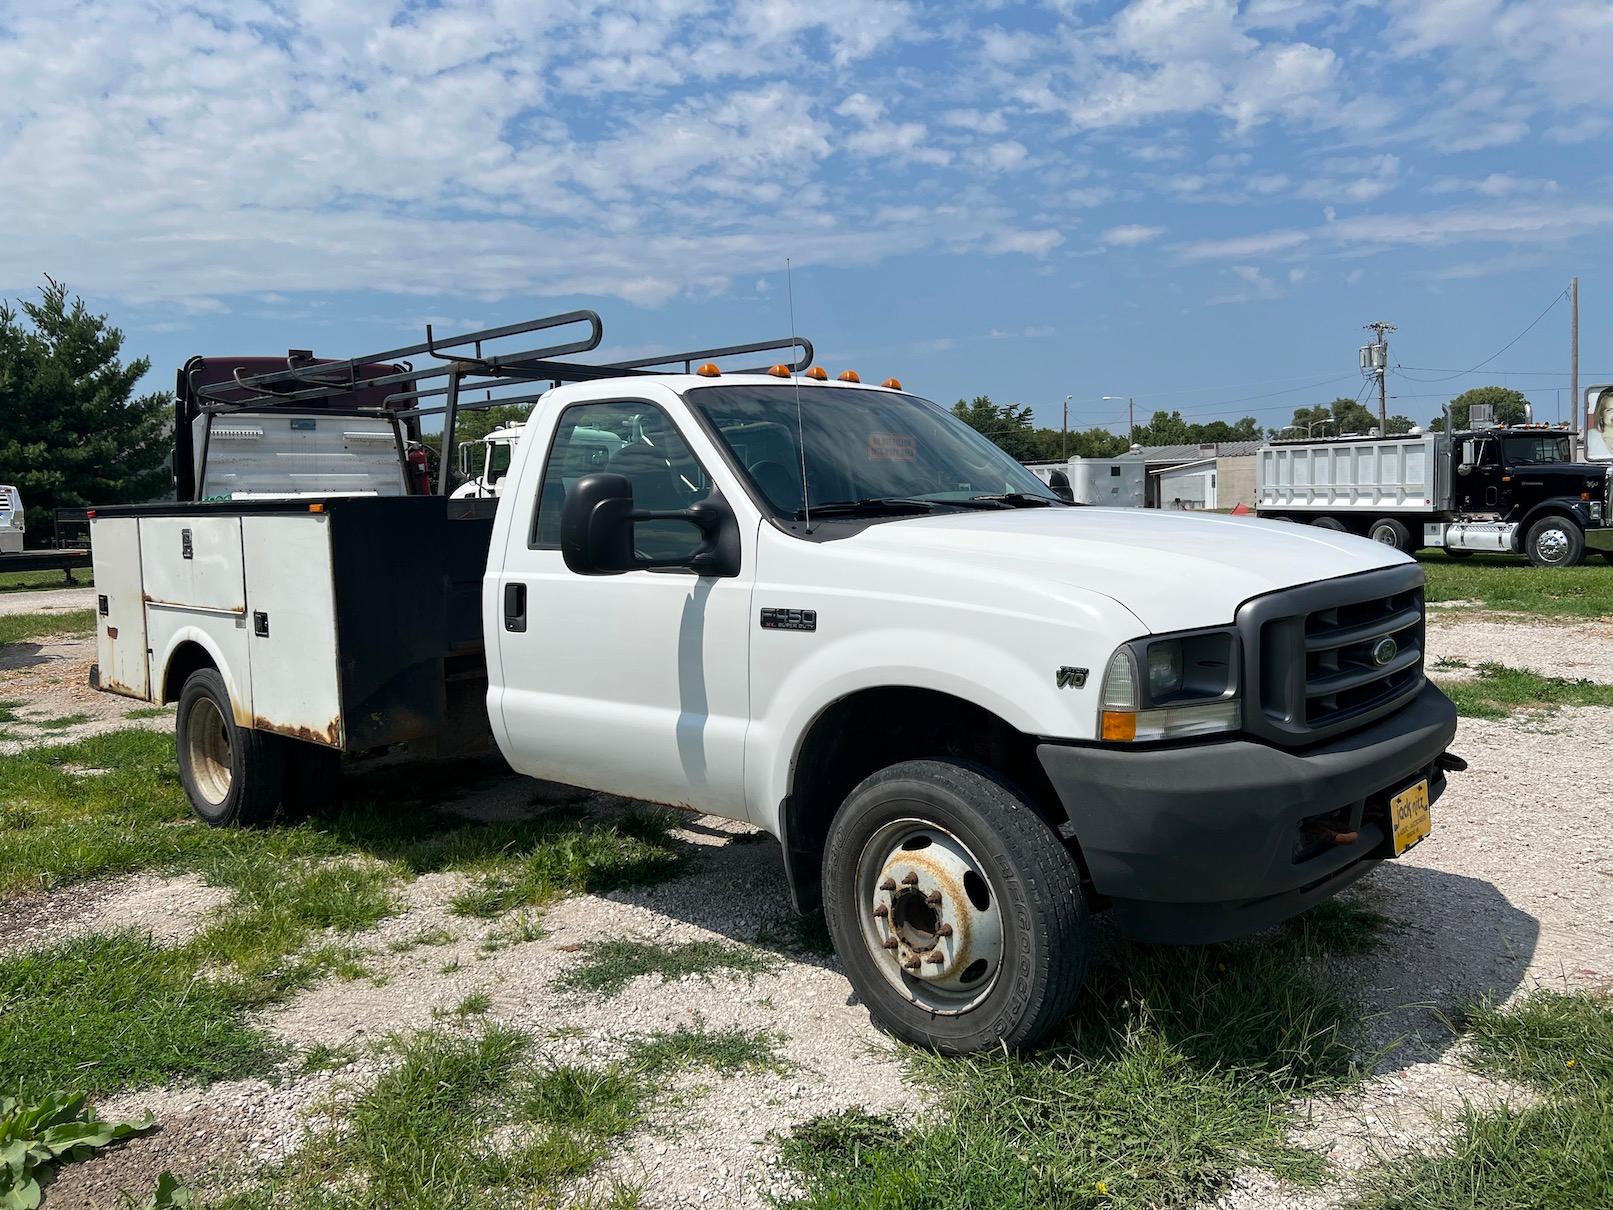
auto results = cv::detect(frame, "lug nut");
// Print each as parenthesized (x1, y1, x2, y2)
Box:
(872, 903, 889, 919)
(938, 923, 953, 938)
(879, 877, 896, 892)
(925, 950, 944, 966)
(903, 956, 922, 971)
(881, 937, 899, 950)
(926, 890, 942, 906)
(900, 871, 919, 886)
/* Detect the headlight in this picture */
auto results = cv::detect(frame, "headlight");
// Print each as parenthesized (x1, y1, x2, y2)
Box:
(1099, 629, 1240, 742)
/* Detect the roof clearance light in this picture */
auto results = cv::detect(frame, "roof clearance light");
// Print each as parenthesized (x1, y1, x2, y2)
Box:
(696, 363, 721, 377)
(882, 377, 903, 390)
(768, 364, 791, 378)
(837, 370, 860, 383)
(805, 366, 829, 381)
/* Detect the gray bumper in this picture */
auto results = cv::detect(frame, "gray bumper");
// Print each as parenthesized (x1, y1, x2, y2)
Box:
(1585, 526, 1613, 553)
(1037, 683, 1458, 944)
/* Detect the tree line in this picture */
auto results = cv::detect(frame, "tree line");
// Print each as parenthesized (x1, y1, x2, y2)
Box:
(951, 386, 1535, 461)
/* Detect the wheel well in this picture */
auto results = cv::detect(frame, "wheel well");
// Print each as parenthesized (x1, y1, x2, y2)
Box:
(779, 687, 1067, 913)
(161, 642, 217, 704)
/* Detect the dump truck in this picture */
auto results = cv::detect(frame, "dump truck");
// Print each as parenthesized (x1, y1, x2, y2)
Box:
(1256, 425, 1613, 566)
(89, 310, 1462, 1053)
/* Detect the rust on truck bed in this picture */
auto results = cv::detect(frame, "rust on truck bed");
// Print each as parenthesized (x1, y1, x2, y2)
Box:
(255, 715, 344, 749)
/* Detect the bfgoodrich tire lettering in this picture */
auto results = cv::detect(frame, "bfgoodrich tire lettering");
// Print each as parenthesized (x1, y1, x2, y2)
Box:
(822, 759, 1088, 1054)
(175, 668, 285, 827)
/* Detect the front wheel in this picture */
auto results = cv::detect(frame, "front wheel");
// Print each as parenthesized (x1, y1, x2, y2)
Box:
(1524, 517, 1585, 568)
(822, 760, 1088, 1054)
(176, 668, 285, 826)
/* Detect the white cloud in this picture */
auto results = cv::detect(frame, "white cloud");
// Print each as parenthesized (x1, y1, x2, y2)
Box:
(1101, 224, 1167, 246)
(1178, 230, 1309, 259)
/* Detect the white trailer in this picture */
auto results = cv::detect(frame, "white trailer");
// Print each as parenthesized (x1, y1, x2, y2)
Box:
(1069, 457, 1145, 507)
(1257, 434, 1445, 517)
(0, 485, 22, 553)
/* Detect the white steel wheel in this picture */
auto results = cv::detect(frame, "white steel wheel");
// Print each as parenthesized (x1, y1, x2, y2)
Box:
(183, 693, 234, 807)
(854, 818, 1005, 1015)
(175, 667, 286, 827)
(822, 759, 1089, 1054)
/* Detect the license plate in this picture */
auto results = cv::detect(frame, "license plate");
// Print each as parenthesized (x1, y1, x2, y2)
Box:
(1389, 779, 1431, 855)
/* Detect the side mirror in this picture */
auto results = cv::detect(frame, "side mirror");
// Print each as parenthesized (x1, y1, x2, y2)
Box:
(457, 442, 473, 479)
(561, 472, 740, 578)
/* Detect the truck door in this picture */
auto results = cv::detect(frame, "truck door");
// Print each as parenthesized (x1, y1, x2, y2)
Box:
(491, 399, 756, 817)
(1454, 436, 1505, 514)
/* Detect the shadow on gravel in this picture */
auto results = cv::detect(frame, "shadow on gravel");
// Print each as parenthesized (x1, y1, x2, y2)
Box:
(1342, 861, 1541, 1068)
(316, 756, 1540, 1072)
(0, 639, 53, 672)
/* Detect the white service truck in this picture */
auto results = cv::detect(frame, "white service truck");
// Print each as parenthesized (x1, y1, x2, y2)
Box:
(90, 314, 1462, 1053)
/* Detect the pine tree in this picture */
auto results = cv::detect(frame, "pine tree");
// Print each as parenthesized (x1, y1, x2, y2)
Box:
(0, 278, 170, 533)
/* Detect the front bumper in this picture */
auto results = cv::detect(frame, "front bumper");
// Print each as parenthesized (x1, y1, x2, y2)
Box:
(1037, 682, 1458, 944)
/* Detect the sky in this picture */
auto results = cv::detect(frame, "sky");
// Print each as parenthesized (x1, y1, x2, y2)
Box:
(2, 0, 1611, 437)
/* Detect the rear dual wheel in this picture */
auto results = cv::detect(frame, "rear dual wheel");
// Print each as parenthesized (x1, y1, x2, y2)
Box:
(176, 669, 340, 826)
(822, 760, 1088, 1054)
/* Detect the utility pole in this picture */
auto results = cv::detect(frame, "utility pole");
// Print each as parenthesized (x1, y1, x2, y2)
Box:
(1361, 322, 1395, 431)
(1570, 277, 1580, 448)
(1061, 394, 1072, 459)
(1102, 395, 1136, 445)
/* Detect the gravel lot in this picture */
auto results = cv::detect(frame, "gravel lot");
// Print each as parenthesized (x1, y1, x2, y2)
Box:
(4, 608, 1612, 1207)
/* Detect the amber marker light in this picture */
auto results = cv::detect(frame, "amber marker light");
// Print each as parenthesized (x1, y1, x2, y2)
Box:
(805, 366, 829, 381)
(696, 363, 721, 377)
(837, 369, 860, 383)
(882, 377, 903, 390)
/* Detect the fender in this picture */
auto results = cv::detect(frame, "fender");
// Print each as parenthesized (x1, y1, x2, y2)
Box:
(154, 625, 253, 727)
(1515, 497, 1592, 546)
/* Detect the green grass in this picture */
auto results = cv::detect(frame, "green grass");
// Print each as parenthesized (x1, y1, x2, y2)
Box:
(624, 1025, 789, 1078)
(224, 1022, 779, 1208)
(555, 938, 773, 998)
(0, 933, 277, 1101)
(1433, 661, 1613, 719)
(447, 808, 685, 918)
(1347, 991, 1613, 1210)
(0, 699, 22, 724)
(1420, 551, 1613, 619)
(0, 730, 694, 1103)
(125, 706, 171, 720)
(782, 911, 1373, 1210)
(0, 608, 95, 646)
(33, 712, 92, 731)
(0, 568, 92, 593)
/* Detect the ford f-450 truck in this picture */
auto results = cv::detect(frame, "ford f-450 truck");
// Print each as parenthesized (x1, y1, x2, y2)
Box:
(89, 312, 1461, 1053)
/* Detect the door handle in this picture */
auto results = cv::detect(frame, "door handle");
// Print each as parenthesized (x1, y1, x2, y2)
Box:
(503, 582, 527, 633)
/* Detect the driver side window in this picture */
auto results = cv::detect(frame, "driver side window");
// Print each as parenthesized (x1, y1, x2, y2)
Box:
(531, 402, 709, 563)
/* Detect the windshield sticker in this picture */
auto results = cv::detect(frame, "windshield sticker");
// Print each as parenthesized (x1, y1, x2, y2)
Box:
(868, 432, 916, 461)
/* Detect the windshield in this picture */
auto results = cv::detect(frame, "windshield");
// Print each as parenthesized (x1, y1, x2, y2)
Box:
(1502, 435, 1572, 465)
(685, 385, 1063, 517)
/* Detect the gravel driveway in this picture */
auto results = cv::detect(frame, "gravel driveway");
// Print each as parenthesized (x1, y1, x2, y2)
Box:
(5, 609, 1612, 1207)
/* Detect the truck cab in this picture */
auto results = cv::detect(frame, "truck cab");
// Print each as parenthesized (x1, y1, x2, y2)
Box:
(1453, 427, 1610, 562)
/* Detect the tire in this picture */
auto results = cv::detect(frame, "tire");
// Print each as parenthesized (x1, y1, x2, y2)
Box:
(1524, 516, 1585, 568)
(1310, 517, 1347, 532)
(1368, 517, 1413, 553)
(821, 759, 1088, 1054)
(175, 668, 285, 826)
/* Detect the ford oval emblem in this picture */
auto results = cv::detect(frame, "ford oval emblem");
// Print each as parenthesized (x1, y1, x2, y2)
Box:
(1371, 637, 1398, 666)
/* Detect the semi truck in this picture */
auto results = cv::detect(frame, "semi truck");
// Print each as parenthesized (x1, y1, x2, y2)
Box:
(88, 311, 1462, 1053)
(0, 484, 23, 553)
(1256, 424, 1613, 567)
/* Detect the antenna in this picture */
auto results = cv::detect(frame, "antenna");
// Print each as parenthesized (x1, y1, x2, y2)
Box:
(786, 258, 810, 532)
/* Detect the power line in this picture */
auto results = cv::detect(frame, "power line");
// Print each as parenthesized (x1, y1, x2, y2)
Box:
(1394, 287, 1568, 384)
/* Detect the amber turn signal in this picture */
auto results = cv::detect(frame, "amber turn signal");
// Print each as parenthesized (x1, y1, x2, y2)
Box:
(1100, 711, 1137, 742)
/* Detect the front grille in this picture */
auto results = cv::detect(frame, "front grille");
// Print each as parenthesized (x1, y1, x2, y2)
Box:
(1238, 564, 1426, 746)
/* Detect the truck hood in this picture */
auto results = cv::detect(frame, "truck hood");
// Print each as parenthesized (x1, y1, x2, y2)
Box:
(850, 507, 1408, 634)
